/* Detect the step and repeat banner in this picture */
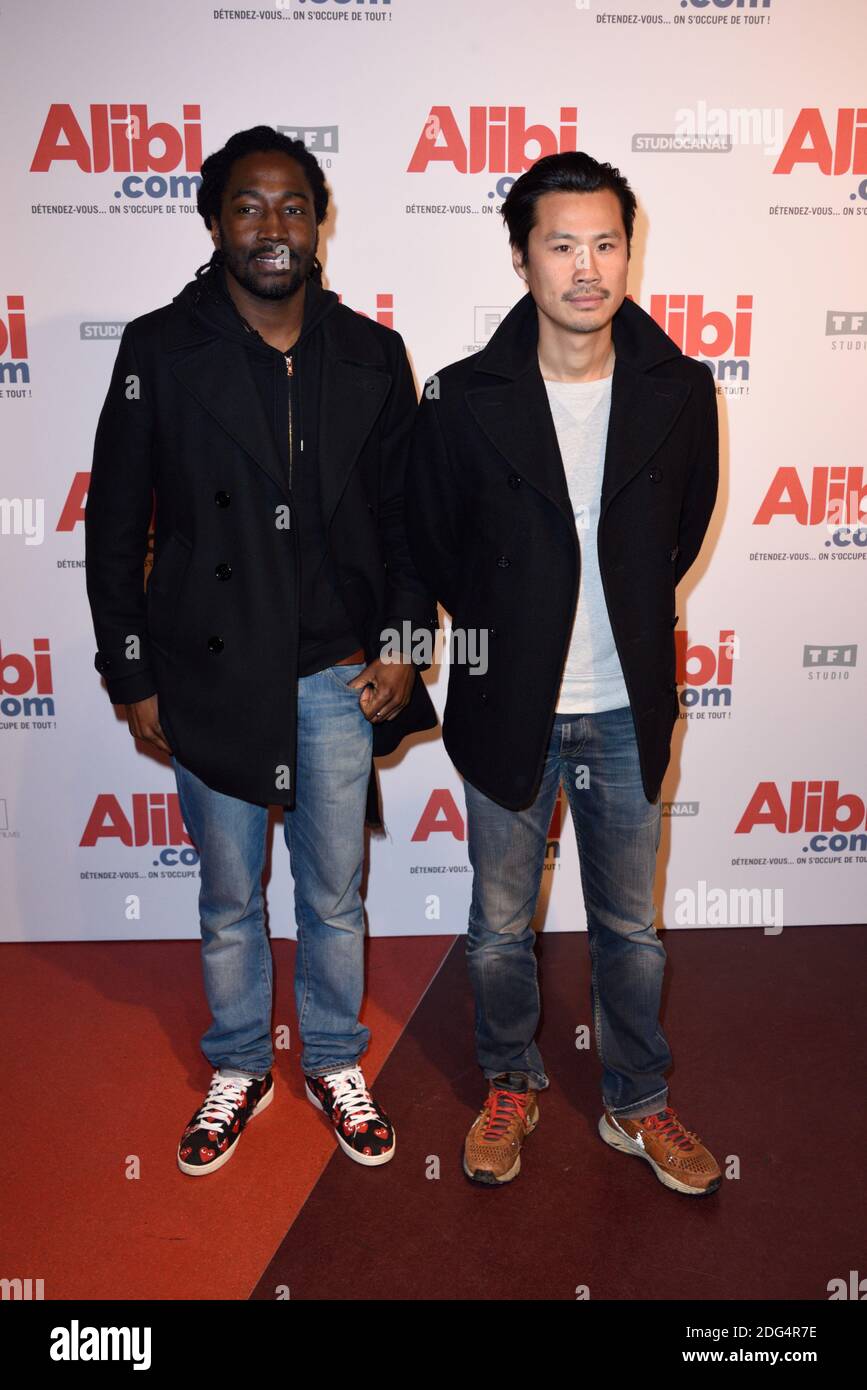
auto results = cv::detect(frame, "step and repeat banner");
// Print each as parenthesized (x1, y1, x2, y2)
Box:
(1, 0, 864, 941)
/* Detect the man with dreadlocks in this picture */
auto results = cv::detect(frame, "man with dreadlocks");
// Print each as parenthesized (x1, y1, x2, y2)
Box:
(85, 125, 437, 1175)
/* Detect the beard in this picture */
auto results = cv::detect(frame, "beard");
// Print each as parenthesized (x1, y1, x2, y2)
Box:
(220, 239, 315, 301)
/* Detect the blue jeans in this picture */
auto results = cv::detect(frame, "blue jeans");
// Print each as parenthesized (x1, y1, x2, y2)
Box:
(463, 705, 671, 1120)
(171, 663, 373, 1079)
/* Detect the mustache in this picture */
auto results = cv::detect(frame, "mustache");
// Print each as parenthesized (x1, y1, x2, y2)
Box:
(251, 246, 299, 261)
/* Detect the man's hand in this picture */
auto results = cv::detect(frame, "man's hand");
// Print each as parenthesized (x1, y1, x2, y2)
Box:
(348, 657, 415, 723)
(125, 694, 173, 755)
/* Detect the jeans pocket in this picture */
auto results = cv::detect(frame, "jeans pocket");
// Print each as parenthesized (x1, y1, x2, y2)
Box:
(326, 662, 367, 692)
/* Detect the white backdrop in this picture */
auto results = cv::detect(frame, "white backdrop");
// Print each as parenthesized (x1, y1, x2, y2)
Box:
(1, 0, 865, 942)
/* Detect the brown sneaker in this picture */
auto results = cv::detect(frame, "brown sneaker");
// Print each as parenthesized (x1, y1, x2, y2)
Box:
(463, 1081, 539, 1186)
(598, 1105, 722, 1196)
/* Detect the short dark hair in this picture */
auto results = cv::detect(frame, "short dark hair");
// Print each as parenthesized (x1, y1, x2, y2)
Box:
(196, 124, 329, 231)
(500, 151, 637, 264)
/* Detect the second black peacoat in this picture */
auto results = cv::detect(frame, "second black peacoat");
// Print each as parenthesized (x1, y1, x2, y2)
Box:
(404, 290, 719, 811)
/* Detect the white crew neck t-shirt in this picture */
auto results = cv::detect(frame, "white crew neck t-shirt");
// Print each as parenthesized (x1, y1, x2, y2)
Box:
(543, 372, 630, 713)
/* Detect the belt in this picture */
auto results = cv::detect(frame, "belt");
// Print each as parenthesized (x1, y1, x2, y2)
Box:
(334, 647, 366, 665)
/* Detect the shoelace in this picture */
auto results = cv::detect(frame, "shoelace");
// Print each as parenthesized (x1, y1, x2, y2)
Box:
(643, 1107, 699, 1151)
(191, 1073, 253, 1134)
(323, 1068, 380, 1131)
(480, 1089, 530, 1143)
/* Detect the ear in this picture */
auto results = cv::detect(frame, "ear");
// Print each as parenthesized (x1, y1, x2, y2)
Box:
(511, 245, 528, 285)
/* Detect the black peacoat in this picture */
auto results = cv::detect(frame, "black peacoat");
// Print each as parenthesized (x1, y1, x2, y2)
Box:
(404, 290, 719, 811)
(85, 271, 438, 813)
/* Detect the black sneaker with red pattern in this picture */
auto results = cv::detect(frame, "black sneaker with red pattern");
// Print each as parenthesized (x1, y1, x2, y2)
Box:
(177, 1069, 274, 1176)
(304, 1065, 395, 1166)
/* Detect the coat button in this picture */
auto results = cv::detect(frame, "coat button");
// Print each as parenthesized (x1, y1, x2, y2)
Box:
(496, 556, 510, 568)
(669, 544, 679, 561)
(489, 627, 498, 638)
(215, 563, 232, 581)
(94, 652, 111, 672)
(649, 467, 662, 482)
(507, 473, 522, 489)
(207, 636, 224, 654)
(480, 692, 489, 703)
(214, 490, 231, 507)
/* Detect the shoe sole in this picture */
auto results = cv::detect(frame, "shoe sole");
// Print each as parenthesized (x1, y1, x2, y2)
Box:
(597, 1114, 721, 1197)
(304, 1082, 396, 1167)
(462, 1107, 539, 1186)
(177, 1080, 274, 1177)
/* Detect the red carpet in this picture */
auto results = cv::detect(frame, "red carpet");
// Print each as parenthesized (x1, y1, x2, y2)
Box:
(2, 934, 452, 1300)
(253, 926, 867, 1300)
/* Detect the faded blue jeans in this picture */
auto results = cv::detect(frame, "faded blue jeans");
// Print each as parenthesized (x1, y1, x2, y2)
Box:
(463, 705, 671, 1120)
(171, 662, 372, 1080)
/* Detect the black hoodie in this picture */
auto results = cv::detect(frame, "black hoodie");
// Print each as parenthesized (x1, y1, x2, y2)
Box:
(182, 261, 361, 675)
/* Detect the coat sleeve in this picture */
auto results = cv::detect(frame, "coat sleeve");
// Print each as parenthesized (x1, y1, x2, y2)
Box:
(674, 367, 719, 587)
(376, 331, 439, 659)
(84, 324, 158, 705)
(403, 383, 465, 621)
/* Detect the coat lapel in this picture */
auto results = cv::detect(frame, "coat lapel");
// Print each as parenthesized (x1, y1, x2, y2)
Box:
(464, 291, 692, 528)
(318, 350, 391, 529)
(166, 303, 392, 515)
(170, 337, 290, 498)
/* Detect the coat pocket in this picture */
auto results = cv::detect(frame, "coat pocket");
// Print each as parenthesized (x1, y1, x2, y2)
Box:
(146, 531, 193, 652)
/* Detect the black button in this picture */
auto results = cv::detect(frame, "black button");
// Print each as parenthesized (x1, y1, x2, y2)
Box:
(669, 544, 679, 560)
(480, 692, 488, 703)
(496, 556, 510, 568)
(215, 563, 232, 581)
(649, 467, 662, 482)
(207, 636, 224, 654)
(214, 490, 231, 507)
(507, 473, 522, 489)
(489, 627, 498, 638)
(94, 652, 111, 673)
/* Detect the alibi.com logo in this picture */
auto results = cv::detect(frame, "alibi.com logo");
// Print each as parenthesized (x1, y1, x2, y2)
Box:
(0, 294, 29, 390)
(675, 629, 737, 716)
(753, 466, 867, 554)
(410, 787, 564, 865)
(407, 105, 578, 200)
(774, 107, 867, 179)
(648, 294, 751, 389)
(735, 781, 867, 860)
(0, 638, 54, 721)
(30, 104, 202, 203)
(335, 292, 394, 327)
(80, 793, 199, 872)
